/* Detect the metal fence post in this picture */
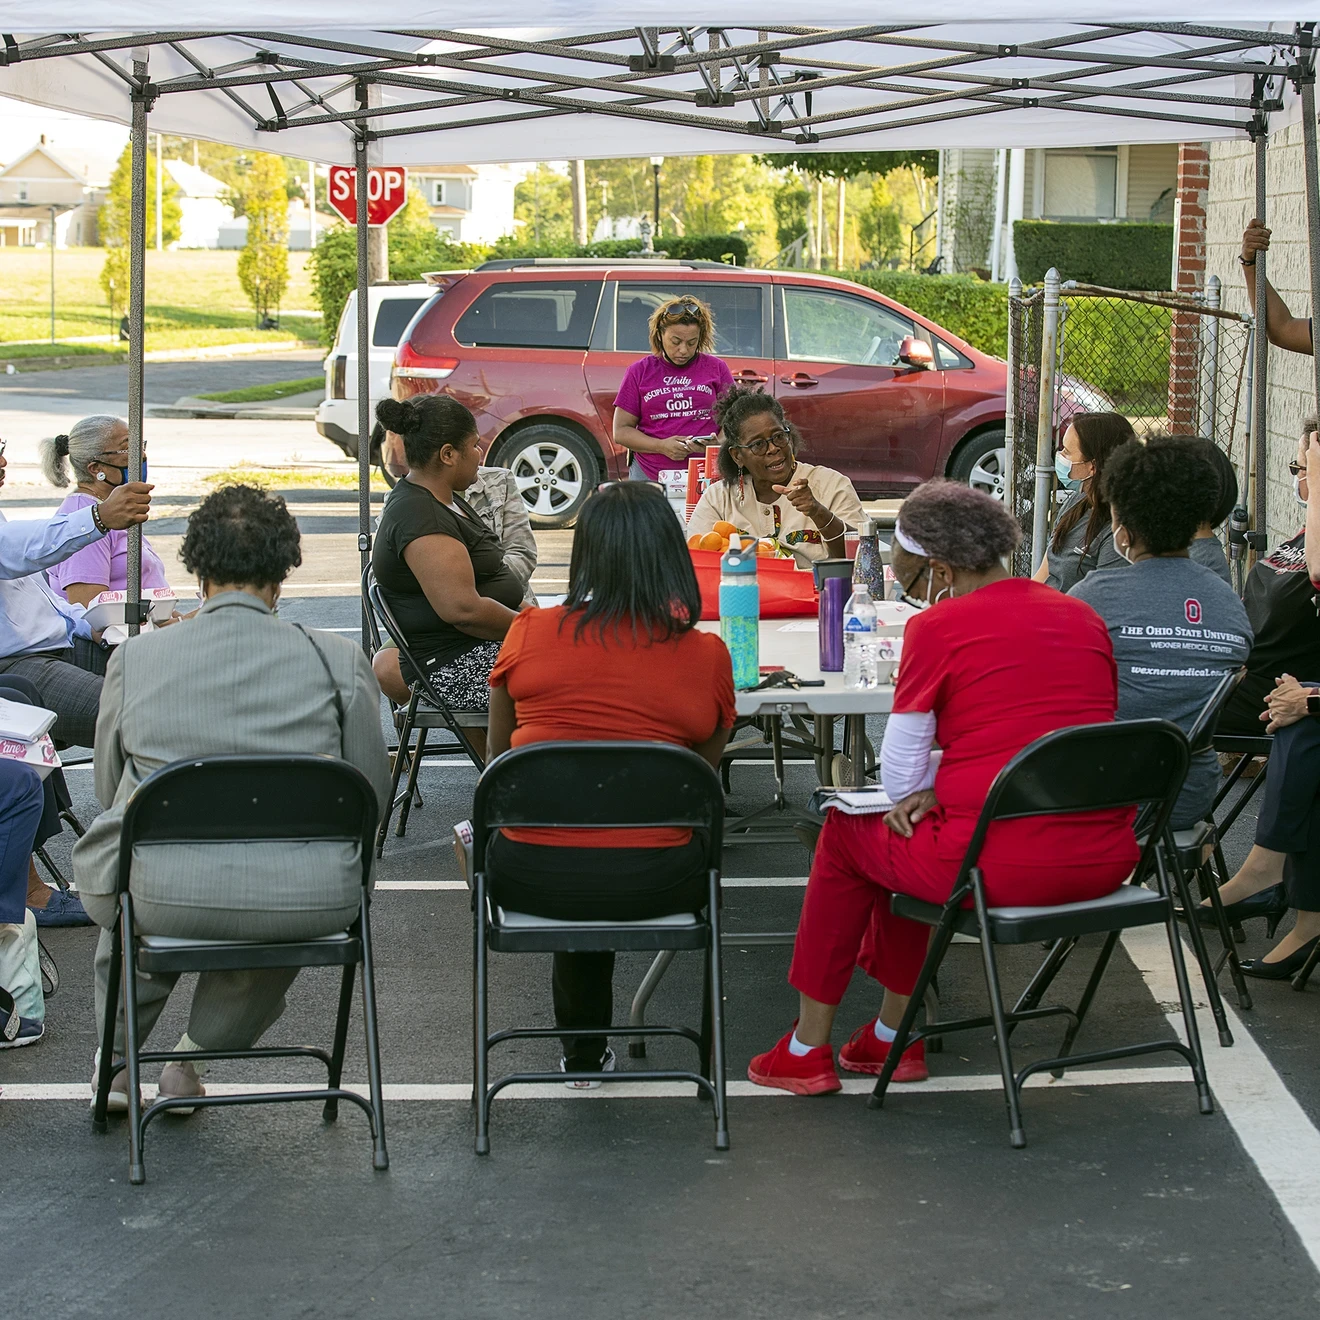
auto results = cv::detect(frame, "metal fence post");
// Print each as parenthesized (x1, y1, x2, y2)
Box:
(126, 55, 149, 637)
(1252, 124, 1270, 548)
(1031, 268, 1061, 573)
(1005, 275, 1021, 546)
(1201, 274, 1220, 444)
(355, 82, 372, 653)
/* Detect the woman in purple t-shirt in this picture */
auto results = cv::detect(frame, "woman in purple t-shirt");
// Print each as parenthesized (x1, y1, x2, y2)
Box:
(612, 297, 734, 482)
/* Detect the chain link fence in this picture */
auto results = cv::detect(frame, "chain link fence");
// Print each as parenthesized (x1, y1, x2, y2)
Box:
(1007, 277, 1254, 577)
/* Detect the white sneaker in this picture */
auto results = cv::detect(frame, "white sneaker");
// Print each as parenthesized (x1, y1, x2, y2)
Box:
(559, 1047, 617, 1090)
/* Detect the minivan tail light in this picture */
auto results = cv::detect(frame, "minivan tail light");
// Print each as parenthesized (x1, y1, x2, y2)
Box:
(393, 358, 459, 380)
(331, 355, 347, 399)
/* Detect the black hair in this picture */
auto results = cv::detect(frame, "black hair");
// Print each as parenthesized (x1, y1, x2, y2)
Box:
(375, 394, 478, 470)
(712, 384, 802, 483)
(181, 484, 302, 588)
(1102, 440, 1218, 556)
(898, 479, 1021, 571)
(562, 483, 700, 644)
(1050, 411, 1138, 554)
(1148, 434, 1238, 528)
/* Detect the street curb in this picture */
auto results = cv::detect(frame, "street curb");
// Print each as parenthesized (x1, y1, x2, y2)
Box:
(0, 340, 318, 374)
(149, 393, 321, 421)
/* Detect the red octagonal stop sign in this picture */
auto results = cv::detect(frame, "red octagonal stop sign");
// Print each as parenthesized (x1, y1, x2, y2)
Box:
(327, 165, 409, 227)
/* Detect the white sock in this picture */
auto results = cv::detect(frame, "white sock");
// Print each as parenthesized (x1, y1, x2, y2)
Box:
(787, 1030, 816, 1056)
(873, 1018, 898, 1043)
(174, 1032, 209, 1076)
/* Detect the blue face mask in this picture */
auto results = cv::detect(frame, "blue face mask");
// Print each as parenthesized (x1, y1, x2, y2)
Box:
(1054, 449, 1083, 490)
(101, 459, 146, 484)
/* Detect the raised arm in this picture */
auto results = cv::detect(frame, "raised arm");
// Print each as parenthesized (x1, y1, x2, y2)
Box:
(1242, 220, 1315, 356)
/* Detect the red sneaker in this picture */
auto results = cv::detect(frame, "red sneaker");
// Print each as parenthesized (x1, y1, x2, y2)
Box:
(838, 1021, 928, 1082)
(747, 1029, 841, 1096)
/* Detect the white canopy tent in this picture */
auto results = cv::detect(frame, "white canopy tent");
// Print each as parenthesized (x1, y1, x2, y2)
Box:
(0, 16, 1316, 620)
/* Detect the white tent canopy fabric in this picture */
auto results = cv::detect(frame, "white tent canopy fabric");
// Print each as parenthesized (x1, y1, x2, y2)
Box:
(0, 23, 1307, 165)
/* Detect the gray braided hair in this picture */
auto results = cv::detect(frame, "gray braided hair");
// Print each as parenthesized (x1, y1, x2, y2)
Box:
(38, 415, 125, 488)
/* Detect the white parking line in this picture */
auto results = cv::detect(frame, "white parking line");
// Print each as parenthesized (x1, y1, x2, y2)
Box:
(0, 1068, 1190, 1104)
(1123, 924, 1320, 1273)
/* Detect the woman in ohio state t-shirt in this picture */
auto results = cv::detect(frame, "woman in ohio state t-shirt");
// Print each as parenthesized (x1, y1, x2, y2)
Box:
(613, 295, 734, 481)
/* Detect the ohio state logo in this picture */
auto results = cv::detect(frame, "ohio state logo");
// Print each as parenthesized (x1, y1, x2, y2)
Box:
(1185, 598, 1202, 625)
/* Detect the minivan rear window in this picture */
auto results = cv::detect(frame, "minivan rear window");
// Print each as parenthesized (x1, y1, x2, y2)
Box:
(373, 298, 427, 347)
(454, 281, 601, 350)
(616, 283, 764, 357)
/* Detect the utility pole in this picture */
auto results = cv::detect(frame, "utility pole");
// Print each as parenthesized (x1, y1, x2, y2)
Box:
(651, 157, 664, 235)
(307, 161, 318, 248)
(154, 132, 163, 252)
(571, 160, 588, 246)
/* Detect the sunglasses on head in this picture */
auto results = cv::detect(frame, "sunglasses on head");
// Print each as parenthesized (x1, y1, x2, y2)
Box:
(736, 427, 793, 457)
(661, 299, 703, 323)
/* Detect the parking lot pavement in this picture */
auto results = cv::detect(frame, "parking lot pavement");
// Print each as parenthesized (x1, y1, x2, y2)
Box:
(5, 495, 1320, 1315)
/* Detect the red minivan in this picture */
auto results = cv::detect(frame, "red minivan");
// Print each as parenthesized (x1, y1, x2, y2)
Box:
(391, 259, 1008, 527)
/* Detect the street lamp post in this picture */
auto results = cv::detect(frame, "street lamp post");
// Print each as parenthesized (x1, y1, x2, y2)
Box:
(650, 156, 663, 235)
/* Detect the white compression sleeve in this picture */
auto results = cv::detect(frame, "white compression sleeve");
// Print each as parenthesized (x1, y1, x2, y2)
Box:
(880, 710, 938, 800)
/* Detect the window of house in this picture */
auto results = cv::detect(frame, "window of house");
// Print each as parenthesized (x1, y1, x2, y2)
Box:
(432, 181, 445, 206)
(17, 185, 27, 202)
(454, 281, 602, 349)
(1042, 148, 1118, 220)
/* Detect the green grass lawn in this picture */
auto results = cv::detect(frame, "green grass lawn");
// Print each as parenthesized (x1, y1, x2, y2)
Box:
(197, 376, 324, 403)
(0, 248, 320, 353)
(205, 464, 389, 491)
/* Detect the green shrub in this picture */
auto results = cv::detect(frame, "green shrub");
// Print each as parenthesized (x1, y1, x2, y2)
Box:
(1057, 298, 1171, 415)
(829, 270, 1009, 358)
(1013, 221, 1173, 291)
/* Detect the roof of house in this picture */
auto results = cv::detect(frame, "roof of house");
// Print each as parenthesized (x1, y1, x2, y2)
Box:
(162, 159, 230, 199)
(0, 143, 117, 187)
(408, 164, 479, 176)
(429, 204, 467, 217)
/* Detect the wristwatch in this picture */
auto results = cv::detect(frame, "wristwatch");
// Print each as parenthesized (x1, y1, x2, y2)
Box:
(1307, 690, 1320, 716)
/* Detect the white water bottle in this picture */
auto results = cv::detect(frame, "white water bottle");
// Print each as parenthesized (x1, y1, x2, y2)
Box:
(843, 582, 879, 689)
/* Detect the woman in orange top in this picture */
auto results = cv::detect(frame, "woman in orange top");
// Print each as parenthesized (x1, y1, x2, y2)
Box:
(488, 481, 736, 1083)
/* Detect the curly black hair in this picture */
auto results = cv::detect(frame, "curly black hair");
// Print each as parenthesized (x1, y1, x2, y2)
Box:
(180, 484, 302, 588)
(1148, 435, 1239, 529)
(897, 479, 1021, 571)
(1101, 439, 1219, 556)
(376, 394, 478, 471)
(711, 384, 802, 483)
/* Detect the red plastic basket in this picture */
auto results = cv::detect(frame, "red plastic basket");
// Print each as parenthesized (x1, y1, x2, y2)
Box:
(689, 549, 819, 621)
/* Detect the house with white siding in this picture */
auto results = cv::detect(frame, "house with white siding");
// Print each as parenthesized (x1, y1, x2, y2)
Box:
(937, 144, 1178, 278)
(407, 164, 516, 245)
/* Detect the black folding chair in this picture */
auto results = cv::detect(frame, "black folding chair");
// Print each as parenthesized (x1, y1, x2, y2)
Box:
(471, 741, 728, 1155)
(869, 720, 1211, 1149)
(364, 565, 487, 855)
(91, 755, 388, 1185)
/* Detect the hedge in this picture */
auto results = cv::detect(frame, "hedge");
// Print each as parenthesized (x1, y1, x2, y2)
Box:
(829, 270, 1009, 358)
(1012, 221, 1173, 292)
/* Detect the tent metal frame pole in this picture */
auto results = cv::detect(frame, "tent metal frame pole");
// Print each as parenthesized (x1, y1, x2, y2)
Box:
(1296, 30, 1320, 443)
(1252, 124, 1269, 548)
(1031, 268, 1061, 574)
(126, 57, 150, 638)
(1004, 273, 1021, 551)
(355, 83, 372, 654)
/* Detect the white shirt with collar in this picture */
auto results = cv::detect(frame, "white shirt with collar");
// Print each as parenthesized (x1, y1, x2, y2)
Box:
(0, 503, 103, 658)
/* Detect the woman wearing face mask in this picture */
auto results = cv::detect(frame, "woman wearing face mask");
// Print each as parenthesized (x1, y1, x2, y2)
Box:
(1033, 412, 1137, 591)
(748, 480, 1138, 1096)
(613, 297, 734, 482)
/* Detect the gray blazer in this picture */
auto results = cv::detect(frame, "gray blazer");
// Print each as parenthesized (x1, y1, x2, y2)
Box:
(73, 592, 392, 940)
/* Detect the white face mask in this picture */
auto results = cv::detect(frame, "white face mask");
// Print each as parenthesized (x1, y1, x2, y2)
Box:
(1112, 527, 1133, 564)
(1296, 474, 1309, 507)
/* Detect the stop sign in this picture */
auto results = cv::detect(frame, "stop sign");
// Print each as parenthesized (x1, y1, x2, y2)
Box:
(327, 165, 409, 227)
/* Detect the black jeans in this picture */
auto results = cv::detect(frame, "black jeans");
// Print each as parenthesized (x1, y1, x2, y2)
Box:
(487, 832, 707, 1067)
(1256, 717, 1320, 911)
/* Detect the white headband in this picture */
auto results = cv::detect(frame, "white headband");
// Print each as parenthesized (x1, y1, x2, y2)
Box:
(892, 520, 929, 558)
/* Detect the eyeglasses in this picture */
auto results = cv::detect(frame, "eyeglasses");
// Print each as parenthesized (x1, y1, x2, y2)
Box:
(660, 299, 703, 323)
(1290, 461, 1306, 477)
(735, 428, 793, 457)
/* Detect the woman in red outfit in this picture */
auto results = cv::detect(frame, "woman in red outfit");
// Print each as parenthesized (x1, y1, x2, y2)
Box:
(487, 481, 735, 1084)
(749, 480, 1140, 1095)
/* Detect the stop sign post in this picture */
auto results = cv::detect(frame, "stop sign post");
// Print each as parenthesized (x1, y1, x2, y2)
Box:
(328, 165, 409, 227)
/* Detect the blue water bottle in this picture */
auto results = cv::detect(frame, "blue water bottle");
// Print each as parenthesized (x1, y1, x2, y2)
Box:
(720, 535, 760, 690)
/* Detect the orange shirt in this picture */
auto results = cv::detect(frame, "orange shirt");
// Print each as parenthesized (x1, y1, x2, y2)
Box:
(489, 606, 736, 847)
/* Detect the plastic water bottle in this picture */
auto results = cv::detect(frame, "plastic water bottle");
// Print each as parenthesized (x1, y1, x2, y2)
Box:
(719, 535, 760, 690)
(843, 582, 879, 689)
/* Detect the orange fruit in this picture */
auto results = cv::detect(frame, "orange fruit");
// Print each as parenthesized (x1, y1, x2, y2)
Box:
(687, 534, 703, 549)
(757, 540, 776, 556)
(719, 536, 730, 551)
(698, 531, 725, 551)
(712, 520, 739, 537)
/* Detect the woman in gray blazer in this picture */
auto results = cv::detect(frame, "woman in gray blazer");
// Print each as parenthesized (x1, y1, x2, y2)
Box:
(73, 485, 392, 1111)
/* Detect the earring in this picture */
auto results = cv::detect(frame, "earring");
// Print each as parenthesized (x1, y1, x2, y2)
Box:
(95, 472, 106, 482)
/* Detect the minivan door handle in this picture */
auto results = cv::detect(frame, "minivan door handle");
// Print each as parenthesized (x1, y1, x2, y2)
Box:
(781, 373, 819, 388)
(735, 369, 769, 383)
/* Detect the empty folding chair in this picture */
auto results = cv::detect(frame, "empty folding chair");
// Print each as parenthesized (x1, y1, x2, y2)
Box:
(91, 755, 388, 1185)
(471, 741, 728, 1154)
(869, 720, 1211, 1149)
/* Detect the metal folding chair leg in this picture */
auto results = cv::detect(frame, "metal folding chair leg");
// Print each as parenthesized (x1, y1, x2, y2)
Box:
(1165, 842, 1234, 1047)
(397, 727, 428, 837)
(971, 879, 1029, 1149)
(706, 869, 730, 1152)
(378, 692, 418, 856)
(357, 895, 389, 1171)
(323, 961, 357, 1122)
(473, 876, 491, 1157)
(120, 898, 146, 1185)
(1292, 938, 1320, 992)
(1196, 854, 1252, 1011)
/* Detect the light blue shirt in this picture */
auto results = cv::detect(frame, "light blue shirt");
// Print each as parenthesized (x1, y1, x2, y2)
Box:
(0, 504, 103, 658)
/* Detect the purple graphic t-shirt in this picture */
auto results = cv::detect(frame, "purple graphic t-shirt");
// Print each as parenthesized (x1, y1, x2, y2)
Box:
(614, 352, 734, 481)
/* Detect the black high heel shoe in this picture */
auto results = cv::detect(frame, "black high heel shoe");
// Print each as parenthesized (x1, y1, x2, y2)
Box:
(1177, 883, 1289, 938)
(1241, 936, 1320, 981)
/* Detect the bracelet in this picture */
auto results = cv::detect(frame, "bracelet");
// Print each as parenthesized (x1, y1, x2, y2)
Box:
(90, 502, 108, 535)
(817, 508, 845, 536)
(1239, 254, 1257, 267)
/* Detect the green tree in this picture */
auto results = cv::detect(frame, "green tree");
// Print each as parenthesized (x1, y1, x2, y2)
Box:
(755, 150, 939, 180)
(514, 164, 573, 247)
(858, 174, 905, 267)
(97, 141, 181, 312)
(773, 177, 810, 253)
(236, 152, 289, 325)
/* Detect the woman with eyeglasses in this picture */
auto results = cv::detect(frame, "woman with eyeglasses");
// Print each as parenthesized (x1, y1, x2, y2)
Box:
(612, 296, 734, 482)
(1033, 411, 1137, 592)
(686, 385, 864, 567)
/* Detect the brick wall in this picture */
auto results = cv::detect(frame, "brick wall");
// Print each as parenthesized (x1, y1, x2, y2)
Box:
(1168, 143, 1210, 431)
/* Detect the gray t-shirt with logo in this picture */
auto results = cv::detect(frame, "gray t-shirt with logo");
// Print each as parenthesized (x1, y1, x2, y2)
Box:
(1070, 557, 1253, 826)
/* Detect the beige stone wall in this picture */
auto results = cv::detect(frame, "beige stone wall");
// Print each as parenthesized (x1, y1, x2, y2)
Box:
(1208, 123, 1316, 547)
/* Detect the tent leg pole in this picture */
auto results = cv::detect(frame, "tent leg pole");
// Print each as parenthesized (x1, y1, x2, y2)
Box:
(126, 59, 150, 637)
(1030, 268, 1060, 574)
(356, 86, 373, 655)
(1298, 48, 1320, 438)
(1251, 127, 1270, 553)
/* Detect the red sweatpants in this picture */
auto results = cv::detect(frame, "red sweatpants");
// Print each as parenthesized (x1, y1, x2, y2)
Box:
(787, 809, 1132, 1004)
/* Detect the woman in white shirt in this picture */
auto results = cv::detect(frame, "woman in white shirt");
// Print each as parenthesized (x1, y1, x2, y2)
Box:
(686, 386, 864, 568)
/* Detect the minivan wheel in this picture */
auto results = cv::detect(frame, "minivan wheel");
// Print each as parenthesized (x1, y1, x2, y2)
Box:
(491, 424, 599, 528)
(948, 429, 1008, 502)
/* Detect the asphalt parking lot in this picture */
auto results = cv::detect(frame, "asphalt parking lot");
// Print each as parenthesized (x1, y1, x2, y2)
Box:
(2, 433, 1319, 1316)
